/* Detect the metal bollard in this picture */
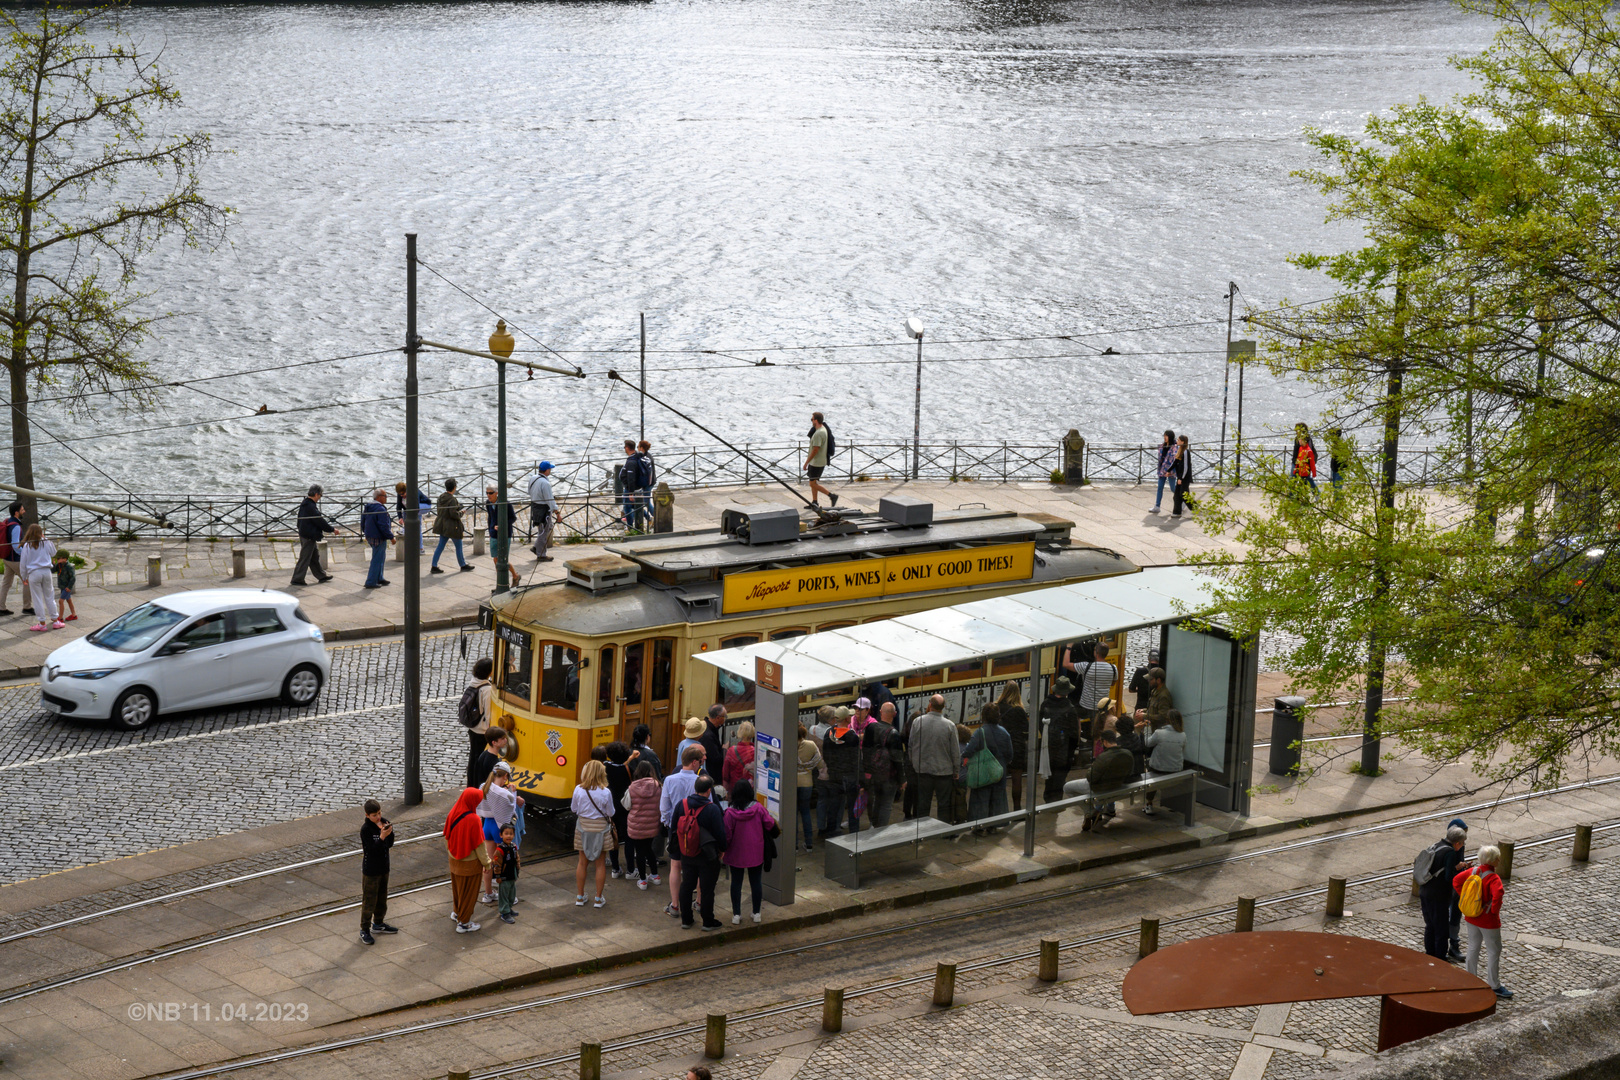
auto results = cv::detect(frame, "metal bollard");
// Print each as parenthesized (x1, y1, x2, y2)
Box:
(1038, 938, 1060, 982)
(933, 962, 957, 1007)
(579, 1042, 601, 1080)
(822, 987, 844, 1033)
(231, 547, 246, 579)
(1326, 877, 1347, 917)
(1139, 919, 1159, 958)
(146, 554, 161, 587)
(1236, 897, 1255, 933)
(1498, 841, 1514, 884)
(704, 1013, 726, 1059)
(1574, 824, 1593, 863)
(472, 528, 486, 557)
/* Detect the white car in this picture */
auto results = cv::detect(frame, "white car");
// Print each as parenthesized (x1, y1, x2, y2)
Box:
(40, 588, 330, 729)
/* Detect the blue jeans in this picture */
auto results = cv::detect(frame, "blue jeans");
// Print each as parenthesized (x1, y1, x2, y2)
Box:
(638, 486, 654, 528)
(1154, 474, 1170, 509)
(365, 541, 388, 586)
(797, 785, 816, 849)
(432, 535, 465, 568)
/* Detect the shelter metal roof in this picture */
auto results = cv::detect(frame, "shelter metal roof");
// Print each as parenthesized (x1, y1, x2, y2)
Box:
(691, 565, 1217, 695)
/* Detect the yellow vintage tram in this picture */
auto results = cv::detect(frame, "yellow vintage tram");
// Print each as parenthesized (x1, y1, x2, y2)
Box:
(484, 498, 1138, 807)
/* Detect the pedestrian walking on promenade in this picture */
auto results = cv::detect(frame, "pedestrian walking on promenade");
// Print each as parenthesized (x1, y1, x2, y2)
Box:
(637, 439, 657, 528)
(477, 761, 523, 903)
(431, 479, 472, 573)
(861, 702, 903, 828)
(53, 551, 76, 622)
(804, 411, 839, 508)
(1327, 428, 1348, 489)
(444, 787, 489, 934)
(1415, 824, 1469, 960)
(1064, 728, 1133, 832)
(492, 821, 521, 924)
(471, 726, 509, 789)
(460, 658, 495, 787)
(483, 485, 519, 583)
(0, 502, 30, 616)
(1454, 845, 1512, 998)
(701, 704, 728, 787)
(997, 683, 1030, 810)
(291, 485, 335, 585)
(1128, 649, 1160, 714)
(907, 695, 959, 823)
(616, 440, 650, 531)
(723, 722, 757, 792)
(796, 722, 823, 852)
(605, 741, 636, 880)
(359, 799, 398, 945)
(528, 461, 559, 561)
(361, 489, 393, 589)
(1040, 675, 1081, 804)
(1150, 429, 1176, 514)
(20, 525, 61, 631)
(660, 745, 705, 917)
(395, 481, 430, 553)
(1171, 434, 1195, 517)
(1139, 708, 1187, 817)
(724, 778, 777, 924)
(572, 759, 616, 909)
(1292, 424, 1319, 491)
(674, 774, 728, 930)
(821, 706, 862, 837)
(963, 703, 1012, 831)
(623, 761, 663, 888)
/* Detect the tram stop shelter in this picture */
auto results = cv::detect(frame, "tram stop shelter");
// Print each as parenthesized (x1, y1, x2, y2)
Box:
(692, 565, 1259, 902)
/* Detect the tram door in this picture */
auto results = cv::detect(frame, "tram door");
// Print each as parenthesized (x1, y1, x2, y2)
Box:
(620, 638, 674, 760)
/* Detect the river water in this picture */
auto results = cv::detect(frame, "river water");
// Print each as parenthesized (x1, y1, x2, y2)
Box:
(25, 0, 1492, 494)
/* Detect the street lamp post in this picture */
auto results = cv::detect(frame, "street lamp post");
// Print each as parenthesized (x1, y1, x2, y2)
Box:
(1220, 282, 1237, 478)
(489, 320, 515, 593)
(403, 233, 423, 806)
(906, 317, 924, 480)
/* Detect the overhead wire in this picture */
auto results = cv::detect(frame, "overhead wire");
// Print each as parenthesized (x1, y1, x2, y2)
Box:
(414, 258, 582, 374)
(20, 348, 401, 409)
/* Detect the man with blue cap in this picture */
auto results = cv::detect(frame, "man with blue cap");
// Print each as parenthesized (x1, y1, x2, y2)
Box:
(527, 461, 559, 562)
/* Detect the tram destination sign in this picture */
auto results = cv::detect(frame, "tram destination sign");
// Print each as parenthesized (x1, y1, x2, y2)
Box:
(723, 541, 1036, 614)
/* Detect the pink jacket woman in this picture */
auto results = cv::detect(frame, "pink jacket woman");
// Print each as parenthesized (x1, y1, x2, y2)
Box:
(723, 800, 777, 869)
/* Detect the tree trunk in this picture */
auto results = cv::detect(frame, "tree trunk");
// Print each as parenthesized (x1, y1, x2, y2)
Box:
(6, 357, 32, 524)
(1362, 281, 1405, 778)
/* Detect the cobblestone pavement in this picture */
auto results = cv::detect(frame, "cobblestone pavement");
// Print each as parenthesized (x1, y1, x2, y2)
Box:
(0, 631, 489, 885)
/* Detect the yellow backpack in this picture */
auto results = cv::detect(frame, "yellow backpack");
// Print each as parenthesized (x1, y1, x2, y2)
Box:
(1457, 869, 1488, 918)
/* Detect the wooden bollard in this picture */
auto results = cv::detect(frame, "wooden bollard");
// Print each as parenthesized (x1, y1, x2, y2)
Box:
(933, 962, 957, 1007)
(1236, 897, 1255, 933)
(1038, 938, 1060, 981)
(1574, 824, 1593, 862)
(704, 1013, 725, 1059)
(448, 1070, 470, 1080)
(1498, 841, 1515, 884)
(231, 546, 246, 579)
(146, 554, 162, 586)
(1326, 876, 1347, 917)
(579, 1042, 601, 1080)
(822, 987, 844, 1032)
(1139, 918, 1159, 958)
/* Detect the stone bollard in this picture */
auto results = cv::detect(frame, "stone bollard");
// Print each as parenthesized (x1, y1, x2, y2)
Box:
(472, 528, 486, 557)
(1236, 897, 1255, 933)
(1574, 824, 1593, 863)
(579, 1042, 601, 1080)
(1326, 877, 1347, 917)
(318, 540, 332, 571)
(822, 987, 843, 1033)
(1498, 841, 1515, 884)
(146, 554, 162, 587)
(653, 482, 675, 534)
(393, 536, 404, 563)
(704, 1013, 725, 1059)
(1038, 938, 1060, 982)
(933, 962, 957, 1007)
(231, 546, 246, 579)
(1139, 919, 1159, 958)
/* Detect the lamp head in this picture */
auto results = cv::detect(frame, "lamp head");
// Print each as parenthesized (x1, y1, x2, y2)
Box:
(489, 319, 516, 359)
(905, 317, 924, 340)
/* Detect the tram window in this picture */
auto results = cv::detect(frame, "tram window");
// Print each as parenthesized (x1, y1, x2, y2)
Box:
(535, 641, 580, 717)
(623, 642, 644, 707)
(498, 625, 534, 705)
(651, 640, 673, 702)
(597, 646, 615, 715)
(716, 634, 760, 710)
(903, 668, 943, 688)
(771, 627, 807, 641)
(948, 658, 986, 683)
(991, 651, 1030, 676)
(813, 621, 855, 633)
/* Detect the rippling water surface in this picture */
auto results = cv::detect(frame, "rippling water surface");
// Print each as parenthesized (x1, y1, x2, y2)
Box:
(22, 0, 1492, 493)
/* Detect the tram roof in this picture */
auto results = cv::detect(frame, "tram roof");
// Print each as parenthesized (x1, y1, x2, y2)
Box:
(691, 565, 1218, 694)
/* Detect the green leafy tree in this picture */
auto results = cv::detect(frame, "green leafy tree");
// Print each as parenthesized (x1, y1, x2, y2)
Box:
(0, 3, 228, 511)
(1193, 0, 1620, 789)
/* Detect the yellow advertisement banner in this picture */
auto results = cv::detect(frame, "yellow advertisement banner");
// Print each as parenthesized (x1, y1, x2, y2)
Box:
(723, 541, 1035, 614)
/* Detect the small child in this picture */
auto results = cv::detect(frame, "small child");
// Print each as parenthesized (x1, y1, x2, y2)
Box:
(53, 552, 75, 622)
(359, 799, 397, 945)
(492, 821, 520, 924)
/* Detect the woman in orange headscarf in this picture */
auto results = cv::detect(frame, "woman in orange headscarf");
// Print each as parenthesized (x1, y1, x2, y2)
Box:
(444, 787, 491, 933)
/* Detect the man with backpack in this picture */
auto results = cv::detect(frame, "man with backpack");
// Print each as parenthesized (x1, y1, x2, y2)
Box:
(0, 502, 31, 616)
(1453, 844, 1512, 999)
(862, 702, 904, 828)
(659, 745, 705, 917)
(617, 440, 647, 532)
(804, 411, 839, 509)
(673, 774, 728, 930)
(636, 440, 656, 529)
(1414, 824, 1468, 960)
(460, 658, 496, 787)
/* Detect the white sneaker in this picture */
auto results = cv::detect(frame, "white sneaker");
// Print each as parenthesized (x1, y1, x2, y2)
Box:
(593, 896, 607, 909)
(732, 914, 742, 924)
(610, 869, 623, 879)
(575, 895, 587, 906)
(637, 878, 649, 890)
(456, 921, 481, 933)
(752, 912, 762, 924)
(479, 892, 497, 905)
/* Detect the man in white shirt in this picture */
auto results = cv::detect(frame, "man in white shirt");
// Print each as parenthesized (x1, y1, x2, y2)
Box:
(527, 461, 559, 562)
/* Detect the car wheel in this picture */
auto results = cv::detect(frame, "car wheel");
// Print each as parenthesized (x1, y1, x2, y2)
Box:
(281, 664, 323, 707)
(111, 687, 157, 731)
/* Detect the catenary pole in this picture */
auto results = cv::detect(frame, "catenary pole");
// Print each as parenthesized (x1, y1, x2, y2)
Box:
(640, 312, 646, 443)
(911, 331, 923, 480)
(1220, 282, 1236, 476)
(496, 342, 509, 594)
(403, 233, 422, 806)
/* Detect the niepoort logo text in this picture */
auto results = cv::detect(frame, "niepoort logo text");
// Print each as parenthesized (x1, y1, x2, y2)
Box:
(746, 579, 793, 602)
(722, 542, 1036, 614)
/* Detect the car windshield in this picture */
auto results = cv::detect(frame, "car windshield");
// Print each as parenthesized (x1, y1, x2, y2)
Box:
(86, 603, 186, 653)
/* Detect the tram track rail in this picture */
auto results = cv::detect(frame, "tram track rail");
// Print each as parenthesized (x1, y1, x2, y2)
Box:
(140, 772, 1620, 1080)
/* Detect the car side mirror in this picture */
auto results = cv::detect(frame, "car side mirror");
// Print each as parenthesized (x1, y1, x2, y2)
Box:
(160, 641, 190, 656)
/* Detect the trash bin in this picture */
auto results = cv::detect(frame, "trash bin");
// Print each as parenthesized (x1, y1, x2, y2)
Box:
(1269, 696, 1307, 777)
